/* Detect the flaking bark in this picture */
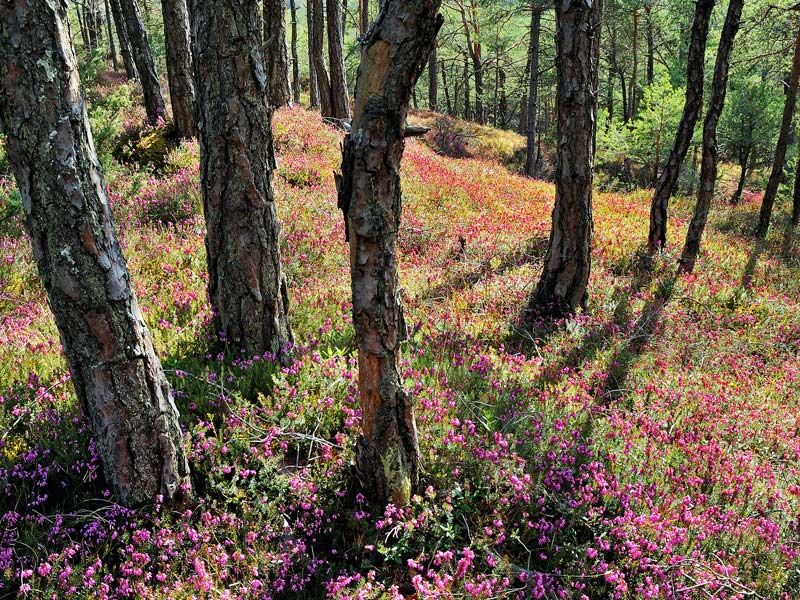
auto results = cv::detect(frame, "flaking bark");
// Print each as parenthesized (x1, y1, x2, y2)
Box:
(162, 0, 196, 137)
(336, 0, 443, 506)
(264, 0, 291, 108)
(0, 0, 191, 507)
(118, 0, 165, 123)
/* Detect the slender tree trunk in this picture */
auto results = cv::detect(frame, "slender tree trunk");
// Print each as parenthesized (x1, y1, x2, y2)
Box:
(307, 0, 320, 108)
(264, 0, 291, 108)
(629, 9, 639, 118)
(497, 68, 507, 127)
(118, 0, 165, 123)
(457, 0, 483, 124)
(0, 0, 191, 508)
(110, 0, 138, 80)
(162, 0, 196, 137)
(792, 150, 800, 229)
(731, 145, 750, 205)
(105, 0, 119, 70)
(358, 0, 369, 35)
(606, 26, 615, 122)
(77, 4, 90, 50)
(192, 0, 294, 356)
(463, 53, 471, 120)
(85, 0, 101, 50)
(441, 59, 453, 114)
(647, 0, 714, 252)
(290, 0, 301, 104)
(525, 4, 542, 177)
(518, 51, 530, 134)
(311, 0, 332, 115)
(336, 0, 443, 507)
(429, 46, 438, 111)
(680, 1, 742, 272)
(619, 67, 628, 123)
(646, 1, 654, 85)
(326, 0, 350, 120)
(527, 0, 602, 318)
(757, 25, 800, 238)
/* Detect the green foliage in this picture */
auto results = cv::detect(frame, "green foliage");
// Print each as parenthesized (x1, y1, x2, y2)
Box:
(88, 84, 134, 172)
(114, 123, 179, 172)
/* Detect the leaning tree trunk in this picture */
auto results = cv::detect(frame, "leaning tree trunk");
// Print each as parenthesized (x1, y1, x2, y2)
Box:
(290, 0, 301, 104)
(326, 0, 350, 121)
(336, 0, 443, 506)
(162, 0, 196, 137)
(524, 3, 542, 177)
(118, 0, 165, 123)
(428, 46, 438, 111)
(264, 0, 291, 108)
(0, 0, 190, 508)
(527, 0, 602, 318)
(756, 24, 800, 239)
(679, 0, 743, 273)
(192, 0, 293, 357)
(647, 0, 714, 252)
(110, 0, 138, 80)
(310, 0, 332, 116)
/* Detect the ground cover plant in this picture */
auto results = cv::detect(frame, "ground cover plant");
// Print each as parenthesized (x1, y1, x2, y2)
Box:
(1, 103, 799, 599)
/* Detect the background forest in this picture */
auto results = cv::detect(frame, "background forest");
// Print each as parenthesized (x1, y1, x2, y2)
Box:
(1, 0, 800, 599)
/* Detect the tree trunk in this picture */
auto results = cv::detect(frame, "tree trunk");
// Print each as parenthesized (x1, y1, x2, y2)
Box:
(336, 0, 443, 507)
(359, 0, 369, 35)
(105, 0, 119, 70)
(457, 0, 483, 124)
(85, 0, 101, 50)
(757, 24, 800, 239)
(110, 0, 138, 80)
(646, 1, 654, 85)
(428, 46, 438, 111)
(606, 25, 615, 122)
(524, 3, 542, 178)
(441, 58, 453, 114)
(192, 0, 294, 357)
(326, 0, 350, 121)
(527, 0, 602, 318)
(730, 145, 750, 205)
(307, 0, 320, 108)
(290, 0, 301, 104)
(629, 9, 638, 119)
(118, 0, 165, 123)
(0, 0, 191, 508)
(647, 0, 714, 252)
(793, 149, 800, 229)
(264, 0, 291, 108)
(162, 0, 196, 137)
(77, 4, 90, 50)
(463, 53, 471, 120)
(679, 0, 742, 272)
(310, 0, 332, 115)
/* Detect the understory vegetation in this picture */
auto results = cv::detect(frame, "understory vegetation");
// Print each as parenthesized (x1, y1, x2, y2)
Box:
(1, 99, 799, 598)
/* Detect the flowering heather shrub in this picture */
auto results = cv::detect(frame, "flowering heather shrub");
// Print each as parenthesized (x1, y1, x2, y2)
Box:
(1, 103, 799, 599)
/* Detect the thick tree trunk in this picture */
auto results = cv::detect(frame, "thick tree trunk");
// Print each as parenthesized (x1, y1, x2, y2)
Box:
(290, 0, 301, 104)
(307, 0, 320, 107)
(326, 0, 350, 121)
(192, 0, 294, 357)
(336, 0, 443, 507)
(757, 25, 800, 238)
(264, 0, 291, 108)
(105, 0, 119, 70)
(110, 0, 138, 80)
(310, 0, 332, 115)
(647, 0, 714, 252)
(428, 46, 438, 111)
(0, 0, 191, 508)
(680, 0, 743, 272)
(527, 0, 602, 318)
(118, 0, 165, 123)
(162, 0, 196, 137)
(524, 3, 542, 177)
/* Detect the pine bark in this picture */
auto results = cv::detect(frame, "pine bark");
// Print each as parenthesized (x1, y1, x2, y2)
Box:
(264, 0, 291, 108)
(162, 0, 196, 137)
(629, 9, 639, 119)
(105, 0, 119, 70)
(756, 25, 800, 238)
(0, 0, 191, 508)
(290, 0, 301, 104)
(110, 0, 138, 80)
(648, 0, 714, 252)
(680, 0, 743, 273)
(307, 0, 320, 107)
(118, 0, 166, 123)
(645, 1, 654, 85)
(310, 0, 332, 115)
(359, 0, 369, 35)
(336, 0, 443, 506)
(326, 0, 350, 120)
(527, 0, 602, 318)
(524, 3, 542, 178)
(192, 0, 294, 356)
(428, 46, 438, 111)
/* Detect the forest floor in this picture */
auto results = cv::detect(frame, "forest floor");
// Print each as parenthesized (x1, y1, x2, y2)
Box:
(1, 104, 800, 599)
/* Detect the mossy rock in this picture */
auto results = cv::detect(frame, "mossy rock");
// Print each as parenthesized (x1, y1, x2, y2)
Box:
(113, 123, 180, 172)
